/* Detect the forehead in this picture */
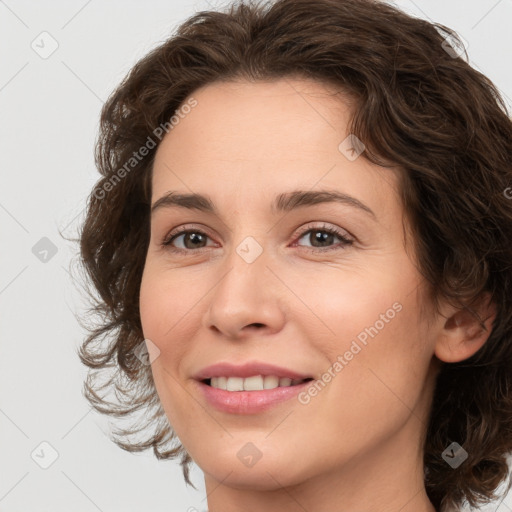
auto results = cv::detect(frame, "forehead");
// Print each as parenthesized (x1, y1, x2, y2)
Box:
(151, 78, 400, 215)
(156, 77, 353, 160)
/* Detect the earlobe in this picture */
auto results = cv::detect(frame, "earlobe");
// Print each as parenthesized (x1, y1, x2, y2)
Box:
(434, 292, 497, 363)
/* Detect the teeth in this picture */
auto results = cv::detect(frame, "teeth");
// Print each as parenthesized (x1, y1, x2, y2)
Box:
(264, 375, 279, 389)
(209, 375, 305, 391)
(244, 375, 263, 390)
(226, 376, 244, 391)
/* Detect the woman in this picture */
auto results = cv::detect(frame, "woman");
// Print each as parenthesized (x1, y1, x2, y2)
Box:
(77, 0, 512, 510)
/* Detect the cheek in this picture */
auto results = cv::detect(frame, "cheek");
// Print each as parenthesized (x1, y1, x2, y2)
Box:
(139, 270, 188, 392)
(139, 264, 203, 346)
(335, 307, 431, 435)
(303, 266, 431, 406)
(139, 270, 196, 430)
(138, 262, 214, 418)
(139, 273, 166, 344)
(296, 296, 432, 469)
(293, 263, 409, 351)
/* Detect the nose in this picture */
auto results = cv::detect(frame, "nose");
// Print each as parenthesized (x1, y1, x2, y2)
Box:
(202, 244, 286, 340)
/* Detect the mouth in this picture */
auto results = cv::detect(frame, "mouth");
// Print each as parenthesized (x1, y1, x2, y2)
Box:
(193, 361, 315, 413)
(196, 376, 315, 414)
(201, 375, 315, 391)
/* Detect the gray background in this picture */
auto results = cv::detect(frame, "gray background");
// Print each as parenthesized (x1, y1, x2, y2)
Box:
(1, 0, 511, 511)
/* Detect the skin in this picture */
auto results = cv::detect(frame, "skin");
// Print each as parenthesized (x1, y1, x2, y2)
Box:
(139, 78, 496, 512)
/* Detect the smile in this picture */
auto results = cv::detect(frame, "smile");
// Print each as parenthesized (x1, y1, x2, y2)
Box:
(196, 377, 314, 414)
(205, 375, 313, 391)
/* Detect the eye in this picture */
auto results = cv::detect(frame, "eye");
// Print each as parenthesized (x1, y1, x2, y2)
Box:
(293, 223, 354, 252)
(161, 227, 216, 252)
(160, 223, 354, 253)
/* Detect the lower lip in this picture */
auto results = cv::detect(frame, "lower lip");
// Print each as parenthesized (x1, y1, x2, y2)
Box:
(195, 379, 312, 414)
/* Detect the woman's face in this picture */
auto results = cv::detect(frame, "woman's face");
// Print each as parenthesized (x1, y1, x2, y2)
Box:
(139, 78, 440, 494)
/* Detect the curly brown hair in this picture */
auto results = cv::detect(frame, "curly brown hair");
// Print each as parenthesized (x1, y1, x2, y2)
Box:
(73, 0, 512, 510)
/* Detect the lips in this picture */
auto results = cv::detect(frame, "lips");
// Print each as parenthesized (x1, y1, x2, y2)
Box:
(192, 361, 315, 414)
(195, 378, 313, 414)
(193, 361, 313, 381)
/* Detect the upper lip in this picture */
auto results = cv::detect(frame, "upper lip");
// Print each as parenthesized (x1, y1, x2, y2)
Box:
(194, 361, 312, 381)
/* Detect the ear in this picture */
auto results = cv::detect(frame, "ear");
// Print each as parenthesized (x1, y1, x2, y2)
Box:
(434, 291, 497, 363)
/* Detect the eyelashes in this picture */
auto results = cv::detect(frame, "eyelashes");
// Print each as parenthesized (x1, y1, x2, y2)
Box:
(290, 224, 354, 252)
(162, 229, 215, 252)
(160, 222, 354, 254)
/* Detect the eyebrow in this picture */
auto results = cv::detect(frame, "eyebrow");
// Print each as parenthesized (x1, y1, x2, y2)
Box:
(151, 190, 376, 219)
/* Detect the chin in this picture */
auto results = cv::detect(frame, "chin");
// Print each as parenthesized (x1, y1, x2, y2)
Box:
(196, 443, 310, 489)
(204, 462, 304, 490)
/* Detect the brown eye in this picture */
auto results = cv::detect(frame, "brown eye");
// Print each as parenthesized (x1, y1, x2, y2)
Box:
(162, 229, 215, 251)
(295, 224, 353, 251)
(160, 223, 353, 254)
